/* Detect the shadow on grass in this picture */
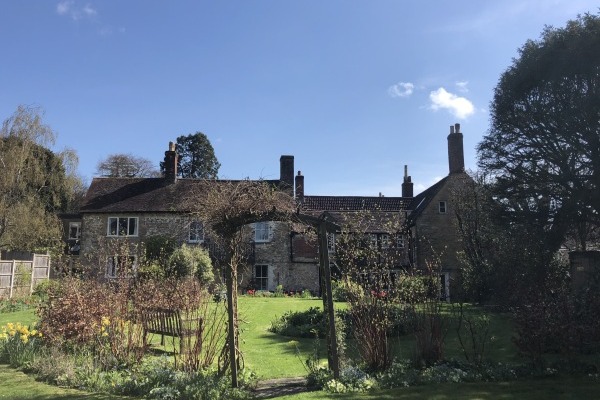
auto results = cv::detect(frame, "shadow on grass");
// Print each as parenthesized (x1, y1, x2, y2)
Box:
(0, 365, 124, 400)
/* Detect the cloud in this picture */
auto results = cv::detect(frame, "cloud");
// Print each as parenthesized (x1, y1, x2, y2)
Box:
(429, 87, 474, 119)
(83, 4, 97, 16)
(56, 1, 97, 21)
(56, 1, 71, 15)
(388, 82, 414, 98)
(455, 81, 469, 93)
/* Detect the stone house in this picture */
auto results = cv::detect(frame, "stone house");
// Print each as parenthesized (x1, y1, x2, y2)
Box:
(73, 124, 470, 298)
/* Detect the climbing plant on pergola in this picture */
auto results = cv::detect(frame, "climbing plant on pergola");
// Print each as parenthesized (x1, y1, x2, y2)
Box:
(188, 179, 341, 387)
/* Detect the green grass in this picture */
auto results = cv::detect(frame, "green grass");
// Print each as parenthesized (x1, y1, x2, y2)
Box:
(277, 376, 600, 399)
(0, 364, 126, 400)
(0, 309, 37, 327)
(2, 297, 600, 399)
(238, 296, 327, 378)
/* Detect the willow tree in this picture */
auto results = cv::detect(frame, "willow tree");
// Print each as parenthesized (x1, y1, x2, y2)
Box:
(0, 106, 84, 252)
(188, 180, 295, 387)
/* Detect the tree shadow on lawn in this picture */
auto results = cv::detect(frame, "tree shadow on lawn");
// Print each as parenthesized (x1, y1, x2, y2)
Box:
(321, 378, 600, 400)
(0, 365, 124, 400)
(254, 332, 318, 357)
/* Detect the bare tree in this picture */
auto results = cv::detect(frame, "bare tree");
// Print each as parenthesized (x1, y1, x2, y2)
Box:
(96, 153, 159, 177)
(334, 209, 407, 371)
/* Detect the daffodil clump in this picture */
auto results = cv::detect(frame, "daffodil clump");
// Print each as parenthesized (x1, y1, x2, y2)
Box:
(0, 322, 44, 368)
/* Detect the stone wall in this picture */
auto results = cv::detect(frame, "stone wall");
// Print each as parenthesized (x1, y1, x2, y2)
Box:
(80, 213, 198, 276)
(239, 222, 320, 294)
(412, 173, 471, 299)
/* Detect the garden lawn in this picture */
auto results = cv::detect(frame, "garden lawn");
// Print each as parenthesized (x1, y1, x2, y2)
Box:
(0, 309, 37, 327)
(277, 376, 600, 399)
(0, 364, 127, 400)
(238, 296, 330, 379)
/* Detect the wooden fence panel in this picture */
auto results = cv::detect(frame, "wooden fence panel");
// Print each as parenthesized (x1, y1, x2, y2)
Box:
(0, 255, 50, 298)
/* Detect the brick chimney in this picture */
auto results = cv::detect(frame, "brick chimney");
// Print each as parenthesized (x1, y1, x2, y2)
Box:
(402, 165, 413, 198)
(280, 155, 294, 195)
(295, 170, 304, 202)
(164, 141, 178, 183)
(447, 123, 465, 174)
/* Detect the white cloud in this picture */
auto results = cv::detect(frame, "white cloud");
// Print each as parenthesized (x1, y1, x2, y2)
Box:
(56, 1, 71, 15)
(455, 81, 469, 93)
(388, 82, 414, 98)
(83, 4, 97, 16)
(429, 87, 475, 119)
(56, 1, 97, 21)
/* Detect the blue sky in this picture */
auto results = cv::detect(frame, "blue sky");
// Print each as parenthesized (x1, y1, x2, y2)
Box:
(1, 1, 598, 196)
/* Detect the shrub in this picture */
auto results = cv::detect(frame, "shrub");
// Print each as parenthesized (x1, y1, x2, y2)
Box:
(168, 244, 214, 284)
(331, 279, 363, 302)
(323, 365, 377, 393)
(269, 307, 326, 338)
(0, 295, 39, 313)
(273, 284, 285, 297)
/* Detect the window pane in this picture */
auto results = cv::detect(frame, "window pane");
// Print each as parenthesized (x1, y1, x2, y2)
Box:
(69, 223, 80, 239)
(255, 265, 268, 290)
(255, 222, 269, 241)
(118, 218, 128, 235)
(128, 218, 137, 236)
(381, 234, 390, 249)
(109, 218, 118, 235)
(190, 221, 204, 242)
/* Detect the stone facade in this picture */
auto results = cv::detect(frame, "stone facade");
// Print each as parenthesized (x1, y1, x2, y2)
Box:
(74, 123, 471, 299)
(240, 222, 321, 294)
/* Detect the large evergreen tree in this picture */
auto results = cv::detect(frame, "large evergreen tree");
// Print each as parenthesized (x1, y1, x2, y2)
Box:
(478, 12, 600, 251)
(160, 132, 220, 179)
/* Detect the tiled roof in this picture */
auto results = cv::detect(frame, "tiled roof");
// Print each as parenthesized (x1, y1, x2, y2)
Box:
(81, 177, 281, 213)
(301, 196, 410, 212)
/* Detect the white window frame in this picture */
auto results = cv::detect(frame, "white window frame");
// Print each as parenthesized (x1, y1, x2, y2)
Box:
(107, 217, 138, 237)
(438, 201, 447, 214)
(254, 264, 269, 290)
(106, 255, 137, 278)
(68, 222, 81, 240)
(254, 222, 271, 243)
(188, 220, 204, 243)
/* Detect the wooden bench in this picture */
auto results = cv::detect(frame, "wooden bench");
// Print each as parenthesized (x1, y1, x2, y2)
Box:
(140, 308, 201, 353)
